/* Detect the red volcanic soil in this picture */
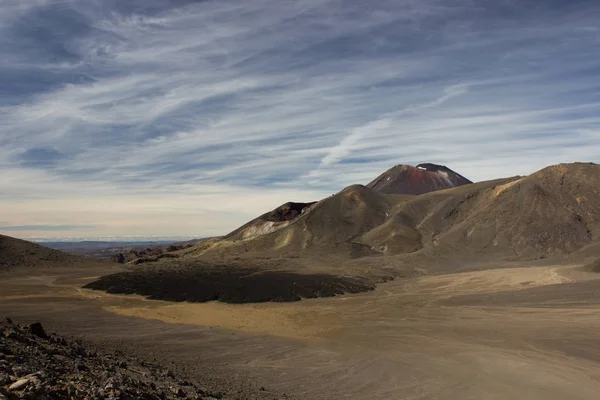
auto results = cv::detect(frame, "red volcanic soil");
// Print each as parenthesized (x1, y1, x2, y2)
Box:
(367, 163, 472, 195)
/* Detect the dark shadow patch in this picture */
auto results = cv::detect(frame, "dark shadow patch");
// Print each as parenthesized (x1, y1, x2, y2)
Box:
(83, 266, 373, 303)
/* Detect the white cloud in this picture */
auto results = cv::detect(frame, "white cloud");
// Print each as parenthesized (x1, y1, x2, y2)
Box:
(320, 118, 393, 167)
(1, 0, 600, 238)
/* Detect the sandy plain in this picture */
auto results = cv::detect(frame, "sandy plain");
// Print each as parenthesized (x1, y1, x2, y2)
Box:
(3, 260, 600, 399)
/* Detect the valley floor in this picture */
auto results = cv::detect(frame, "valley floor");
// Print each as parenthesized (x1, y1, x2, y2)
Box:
(3, 261, 600, 399)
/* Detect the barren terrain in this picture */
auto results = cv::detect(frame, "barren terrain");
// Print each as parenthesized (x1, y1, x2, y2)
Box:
(3, 256, 600, 399)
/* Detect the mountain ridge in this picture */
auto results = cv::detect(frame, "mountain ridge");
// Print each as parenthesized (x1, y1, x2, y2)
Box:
(188, 162, 600, 263)
(3, 162, 599, 271)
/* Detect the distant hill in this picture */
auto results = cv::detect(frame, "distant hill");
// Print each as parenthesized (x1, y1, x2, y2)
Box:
(367, 163, 472, 195)
(190, 162, 600, 261)
(41, 239, 207, 263)
(0, 234, 80, 271)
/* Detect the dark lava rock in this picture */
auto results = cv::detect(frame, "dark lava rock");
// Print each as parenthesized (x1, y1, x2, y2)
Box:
(111, 247, 171, 265)
(28, 323, 47, 339)
(112, 252, 127, 264)
(84, 265, 373, 304)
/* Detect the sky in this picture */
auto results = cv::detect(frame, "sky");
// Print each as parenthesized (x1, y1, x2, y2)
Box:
(1, 0, 600, 240)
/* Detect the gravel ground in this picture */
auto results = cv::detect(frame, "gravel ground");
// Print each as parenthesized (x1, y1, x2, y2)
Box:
(0, 318, 283, 400)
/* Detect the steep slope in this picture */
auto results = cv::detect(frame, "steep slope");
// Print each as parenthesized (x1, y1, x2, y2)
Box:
(192, 185, 404, 257)
(363, 163, 600, 259)
(0, 234, 82, 271)
(277, 185, 395, 248)
(367, 163, 472, 195)
(359, 177, 517, 256)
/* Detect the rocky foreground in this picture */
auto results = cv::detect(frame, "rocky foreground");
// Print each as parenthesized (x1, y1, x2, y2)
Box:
(0, 318, 242, 400)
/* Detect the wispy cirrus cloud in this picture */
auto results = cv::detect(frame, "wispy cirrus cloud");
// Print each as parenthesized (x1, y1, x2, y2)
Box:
(1, 0, 600, 239)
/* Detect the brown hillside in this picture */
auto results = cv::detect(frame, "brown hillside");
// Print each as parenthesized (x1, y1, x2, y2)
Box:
(193, 162, 600, 262)
(361, 162, 600, 259)
(191, 185, 409, 258)
(280, 185, 396, 247)
(0, 234, 86, 271)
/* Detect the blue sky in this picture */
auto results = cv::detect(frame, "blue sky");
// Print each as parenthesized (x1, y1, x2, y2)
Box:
(1, 0, 599, 240)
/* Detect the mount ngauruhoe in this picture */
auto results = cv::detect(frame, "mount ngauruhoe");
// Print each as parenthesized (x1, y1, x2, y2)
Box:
(367, 163, 472, 195)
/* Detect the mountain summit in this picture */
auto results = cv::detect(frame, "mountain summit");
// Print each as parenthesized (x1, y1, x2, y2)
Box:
(366, 163, 472, 195)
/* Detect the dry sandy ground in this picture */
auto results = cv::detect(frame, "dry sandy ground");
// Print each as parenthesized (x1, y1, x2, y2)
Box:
(3, 262, 600, 399)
